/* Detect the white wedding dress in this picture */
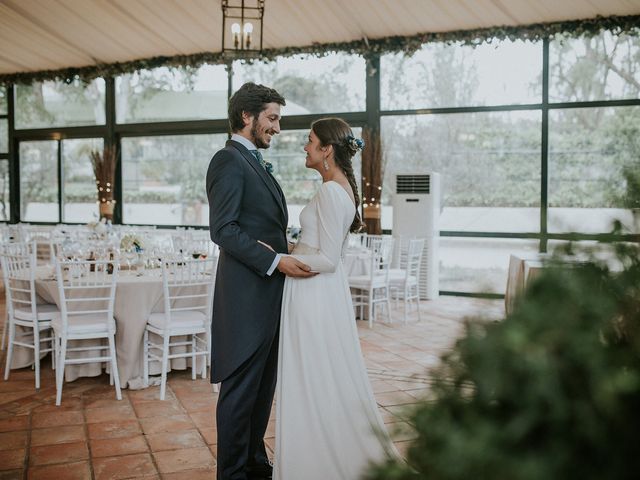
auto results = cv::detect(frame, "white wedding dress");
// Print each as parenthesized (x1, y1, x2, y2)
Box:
(274, 181, 395, 480)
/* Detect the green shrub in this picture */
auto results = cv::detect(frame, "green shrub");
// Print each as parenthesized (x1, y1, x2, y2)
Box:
(366, 243, 640, 480)
(622, 166, 640, 209)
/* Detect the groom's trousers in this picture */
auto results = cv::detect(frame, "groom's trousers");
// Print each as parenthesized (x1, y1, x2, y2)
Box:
(216, 331, 279, 480)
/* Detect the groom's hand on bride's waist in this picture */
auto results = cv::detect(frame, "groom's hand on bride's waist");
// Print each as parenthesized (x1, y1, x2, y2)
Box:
(277, 256, 317, 278)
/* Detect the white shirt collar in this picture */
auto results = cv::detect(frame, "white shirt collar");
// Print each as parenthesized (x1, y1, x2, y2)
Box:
(231, 133, 257, 151)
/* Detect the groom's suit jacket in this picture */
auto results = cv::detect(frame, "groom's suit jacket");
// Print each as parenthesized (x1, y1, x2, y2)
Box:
(206, 139, 288, 383)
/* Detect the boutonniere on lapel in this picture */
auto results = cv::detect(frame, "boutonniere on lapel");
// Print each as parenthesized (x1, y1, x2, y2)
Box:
(252, 150, 274, 175)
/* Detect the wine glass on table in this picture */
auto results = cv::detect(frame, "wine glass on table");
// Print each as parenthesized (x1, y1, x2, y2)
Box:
(122, 247, 137, 272)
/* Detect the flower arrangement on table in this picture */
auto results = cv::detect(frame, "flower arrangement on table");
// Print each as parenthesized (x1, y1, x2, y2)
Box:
(89, 146, 118, 221)
(87, 217, 108, 236)
(120, 234, 145, 252)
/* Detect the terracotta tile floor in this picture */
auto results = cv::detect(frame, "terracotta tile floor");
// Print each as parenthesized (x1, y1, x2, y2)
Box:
(0, 296, 503, 479)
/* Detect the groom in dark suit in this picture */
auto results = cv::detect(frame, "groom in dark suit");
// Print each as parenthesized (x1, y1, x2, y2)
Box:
(207, 82, 315, 480)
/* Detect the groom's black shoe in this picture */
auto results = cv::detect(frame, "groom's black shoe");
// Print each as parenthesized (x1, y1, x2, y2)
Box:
(246, 462, 273, 479)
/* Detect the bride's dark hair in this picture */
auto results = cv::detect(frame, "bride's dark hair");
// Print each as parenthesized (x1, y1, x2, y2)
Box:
(311, 117, 364, 233)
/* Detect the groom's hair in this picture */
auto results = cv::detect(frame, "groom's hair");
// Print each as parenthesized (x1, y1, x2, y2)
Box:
(228, 82, 286, 132)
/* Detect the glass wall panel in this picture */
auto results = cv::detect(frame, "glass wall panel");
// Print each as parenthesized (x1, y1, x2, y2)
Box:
(0, 160, 9, 221)
(233, 53, 366, 115)
(550, 32, 640, 102)
(15, 79, 105, 129)
(381, 40, 542, 110)
(265, 128, 362, 227)
(20, 140, 58, 222)
(0, 119, 7, 153)
(381, 111, 541, 232)
(116, 65, 228, 123)
(548, 106, 640, 233)
(123, 130, 362, 228)
(440, 237, 540, 294)
(62, 138, 104, 223)
(121, 134, 227, 225)
(3, 36, 638, 296)
(0, 86, 6, 114)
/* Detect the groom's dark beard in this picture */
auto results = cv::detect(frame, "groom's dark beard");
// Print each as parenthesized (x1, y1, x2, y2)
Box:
(251, 118, 272, 149)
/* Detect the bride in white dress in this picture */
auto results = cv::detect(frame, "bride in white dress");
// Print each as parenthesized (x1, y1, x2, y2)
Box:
(274, 118, 396, 480)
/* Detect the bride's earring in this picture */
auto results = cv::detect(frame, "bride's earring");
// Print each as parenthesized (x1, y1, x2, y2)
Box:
(323, 158, 329, 171)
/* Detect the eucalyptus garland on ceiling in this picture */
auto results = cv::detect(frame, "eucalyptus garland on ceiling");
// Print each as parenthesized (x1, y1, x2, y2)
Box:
(1, 13, 639, 86)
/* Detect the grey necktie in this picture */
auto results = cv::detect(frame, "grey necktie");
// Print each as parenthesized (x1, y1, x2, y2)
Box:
(251, 150, 267, 171)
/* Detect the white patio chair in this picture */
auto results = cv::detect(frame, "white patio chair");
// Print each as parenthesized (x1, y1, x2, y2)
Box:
(0, 224, 9, 242)
(186, 228, 210, 241)
(389, 238, 425, 323)
(189, 230, 219, 257)
(1, 241, 57, 389)
(170, 230, 217, 260)
(144, 258, 215, 400)
(346, 232, 366, 250)
(0, 240, 26, 350)
(20, 224, 54, 263)
(169, 230, 190, 255)
(5, 224, 23, 242)
(0, 239, 23, 351)
(348, 236, 395, 328)
(53, 258, 121, 406)
(363, 233, 385, 249)
(390, 235, 409, 269)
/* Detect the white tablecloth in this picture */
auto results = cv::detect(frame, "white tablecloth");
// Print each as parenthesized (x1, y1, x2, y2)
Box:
(505, 254, 545, 315)
(11, 268, 209, 388)
(343, 249, 371, 276)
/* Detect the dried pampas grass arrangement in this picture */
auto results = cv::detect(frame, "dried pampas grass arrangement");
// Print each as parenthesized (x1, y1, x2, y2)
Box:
(89, 145, 118, 220)
(361, 127, 383, 234)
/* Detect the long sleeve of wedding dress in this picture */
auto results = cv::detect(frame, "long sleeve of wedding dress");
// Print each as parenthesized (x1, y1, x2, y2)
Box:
(289, 183, 351, 273)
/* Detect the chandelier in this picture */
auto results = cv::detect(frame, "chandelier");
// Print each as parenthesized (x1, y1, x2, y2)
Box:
(221, 0, 265, 55)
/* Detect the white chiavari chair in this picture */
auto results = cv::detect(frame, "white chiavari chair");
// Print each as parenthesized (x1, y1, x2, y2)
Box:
(348, 236, 395, 327)
(1, 241, 57, 389)
(144, 258, 215, 400)
(53, 258, 121, 405)
(388, 238, 425, 323)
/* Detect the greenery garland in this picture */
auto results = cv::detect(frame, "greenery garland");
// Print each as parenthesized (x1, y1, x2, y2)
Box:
(1, 13, 639, 86)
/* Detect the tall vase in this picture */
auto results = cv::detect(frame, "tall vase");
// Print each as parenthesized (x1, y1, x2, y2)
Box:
(99, 201, 114, 221)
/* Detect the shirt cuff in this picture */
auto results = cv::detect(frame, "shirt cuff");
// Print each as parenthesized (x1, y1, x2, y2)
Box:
(267, 253, 282, 276)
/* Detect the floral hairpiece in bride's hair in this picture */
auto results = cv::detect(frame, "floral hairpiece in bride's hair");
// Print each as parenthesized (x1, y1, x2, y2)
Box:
(346, 135, 365, 152)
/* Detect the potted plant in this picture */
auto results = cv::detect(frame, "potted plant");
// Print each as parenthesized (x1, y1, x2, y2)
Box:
(365, 244, 640, 480)
(89, 146, 118, 221)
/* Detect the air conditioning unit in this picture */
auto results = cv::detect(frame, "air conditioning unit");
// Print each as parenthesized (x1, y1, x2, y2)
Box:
(392, 173, 440, 300)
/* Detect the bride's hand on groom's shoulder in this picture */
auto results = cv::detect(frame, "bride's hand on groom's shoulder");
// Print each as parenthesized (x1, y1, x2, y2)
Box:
(277, 256, 317, 278)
